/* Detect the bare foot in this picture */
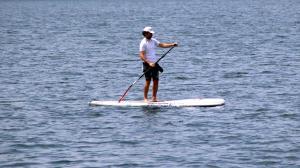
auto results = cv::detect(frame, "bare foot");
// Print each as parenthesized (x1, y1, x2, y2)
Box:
(144, 98, 148, 102)
(152, 98, 158, 102)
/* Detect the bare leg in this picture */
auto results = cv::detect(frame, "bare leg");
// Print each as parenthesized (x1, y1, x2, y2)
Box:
(144, 80, 151, 102)
(152, 79, 159, 102)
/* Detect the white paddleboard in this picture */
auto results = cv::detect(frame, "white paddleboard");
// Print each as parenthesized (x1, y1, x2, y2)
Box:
(89, 98, 225, 107)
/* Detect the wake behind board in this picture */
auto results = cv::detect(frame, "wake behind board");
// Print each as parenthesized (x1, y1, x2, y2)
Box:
(89, 98, 225, 107)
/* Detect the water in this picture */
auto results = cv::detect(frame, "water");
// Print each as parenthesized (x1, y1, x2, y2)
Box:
(1, 0, 299, 167)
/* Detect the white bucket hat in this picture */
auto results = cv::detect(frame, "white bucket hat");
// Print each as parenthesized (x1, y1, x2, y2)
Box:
(143, 26, 155, 34)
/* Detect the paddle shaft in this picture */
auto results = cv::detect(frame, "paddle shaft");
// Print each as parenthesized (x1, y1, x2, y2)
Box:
(118, 46, 175, 102)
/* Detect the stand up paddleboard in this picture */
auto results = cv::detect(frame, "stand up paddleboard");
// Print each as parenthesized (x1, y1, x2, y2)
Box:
(89, 98, 225, 107)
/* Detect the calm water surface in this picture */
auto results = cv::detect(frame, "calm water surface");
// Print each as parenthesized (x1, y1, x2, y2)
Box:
(1, 0, 299, 167)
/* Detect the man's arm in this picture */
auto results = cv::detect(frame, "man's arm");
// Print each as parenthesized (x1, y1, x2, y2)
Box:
(139, 51, 147, 63)
(159, 43, 177, 48)
(140, 51, 155, 67)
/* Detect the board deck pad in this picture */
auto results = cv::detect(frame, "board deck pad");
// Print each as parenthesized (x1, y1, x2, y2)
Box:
(89, 98, 225, 107)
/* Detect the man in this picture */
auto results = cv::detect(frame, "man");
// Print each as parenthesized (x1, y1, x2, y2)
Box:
(139, 26, 177, 102)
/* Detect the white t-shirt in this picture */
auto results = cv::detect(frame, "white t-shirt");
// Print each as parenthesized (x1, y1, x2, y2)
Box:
(139, 38, 160, 63)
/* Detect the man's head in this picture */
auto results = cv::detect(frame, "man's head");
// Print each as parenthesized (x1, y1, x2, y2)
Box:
(142, 26, 154, 39)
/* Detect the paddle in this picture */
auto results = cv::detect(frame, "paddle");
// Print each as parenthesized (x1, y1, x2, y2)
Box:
(118, 46, 175, 102)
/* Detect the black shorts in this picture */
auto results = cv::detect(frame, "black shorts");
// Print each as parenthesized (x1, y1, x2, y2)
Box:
(143, 62, 159, 81)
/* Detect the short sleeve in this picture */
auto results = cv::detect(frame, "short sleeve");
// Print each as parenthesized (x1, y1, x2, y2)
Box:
(139, 40, 146, 52)
(153, 38, 160, 46)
